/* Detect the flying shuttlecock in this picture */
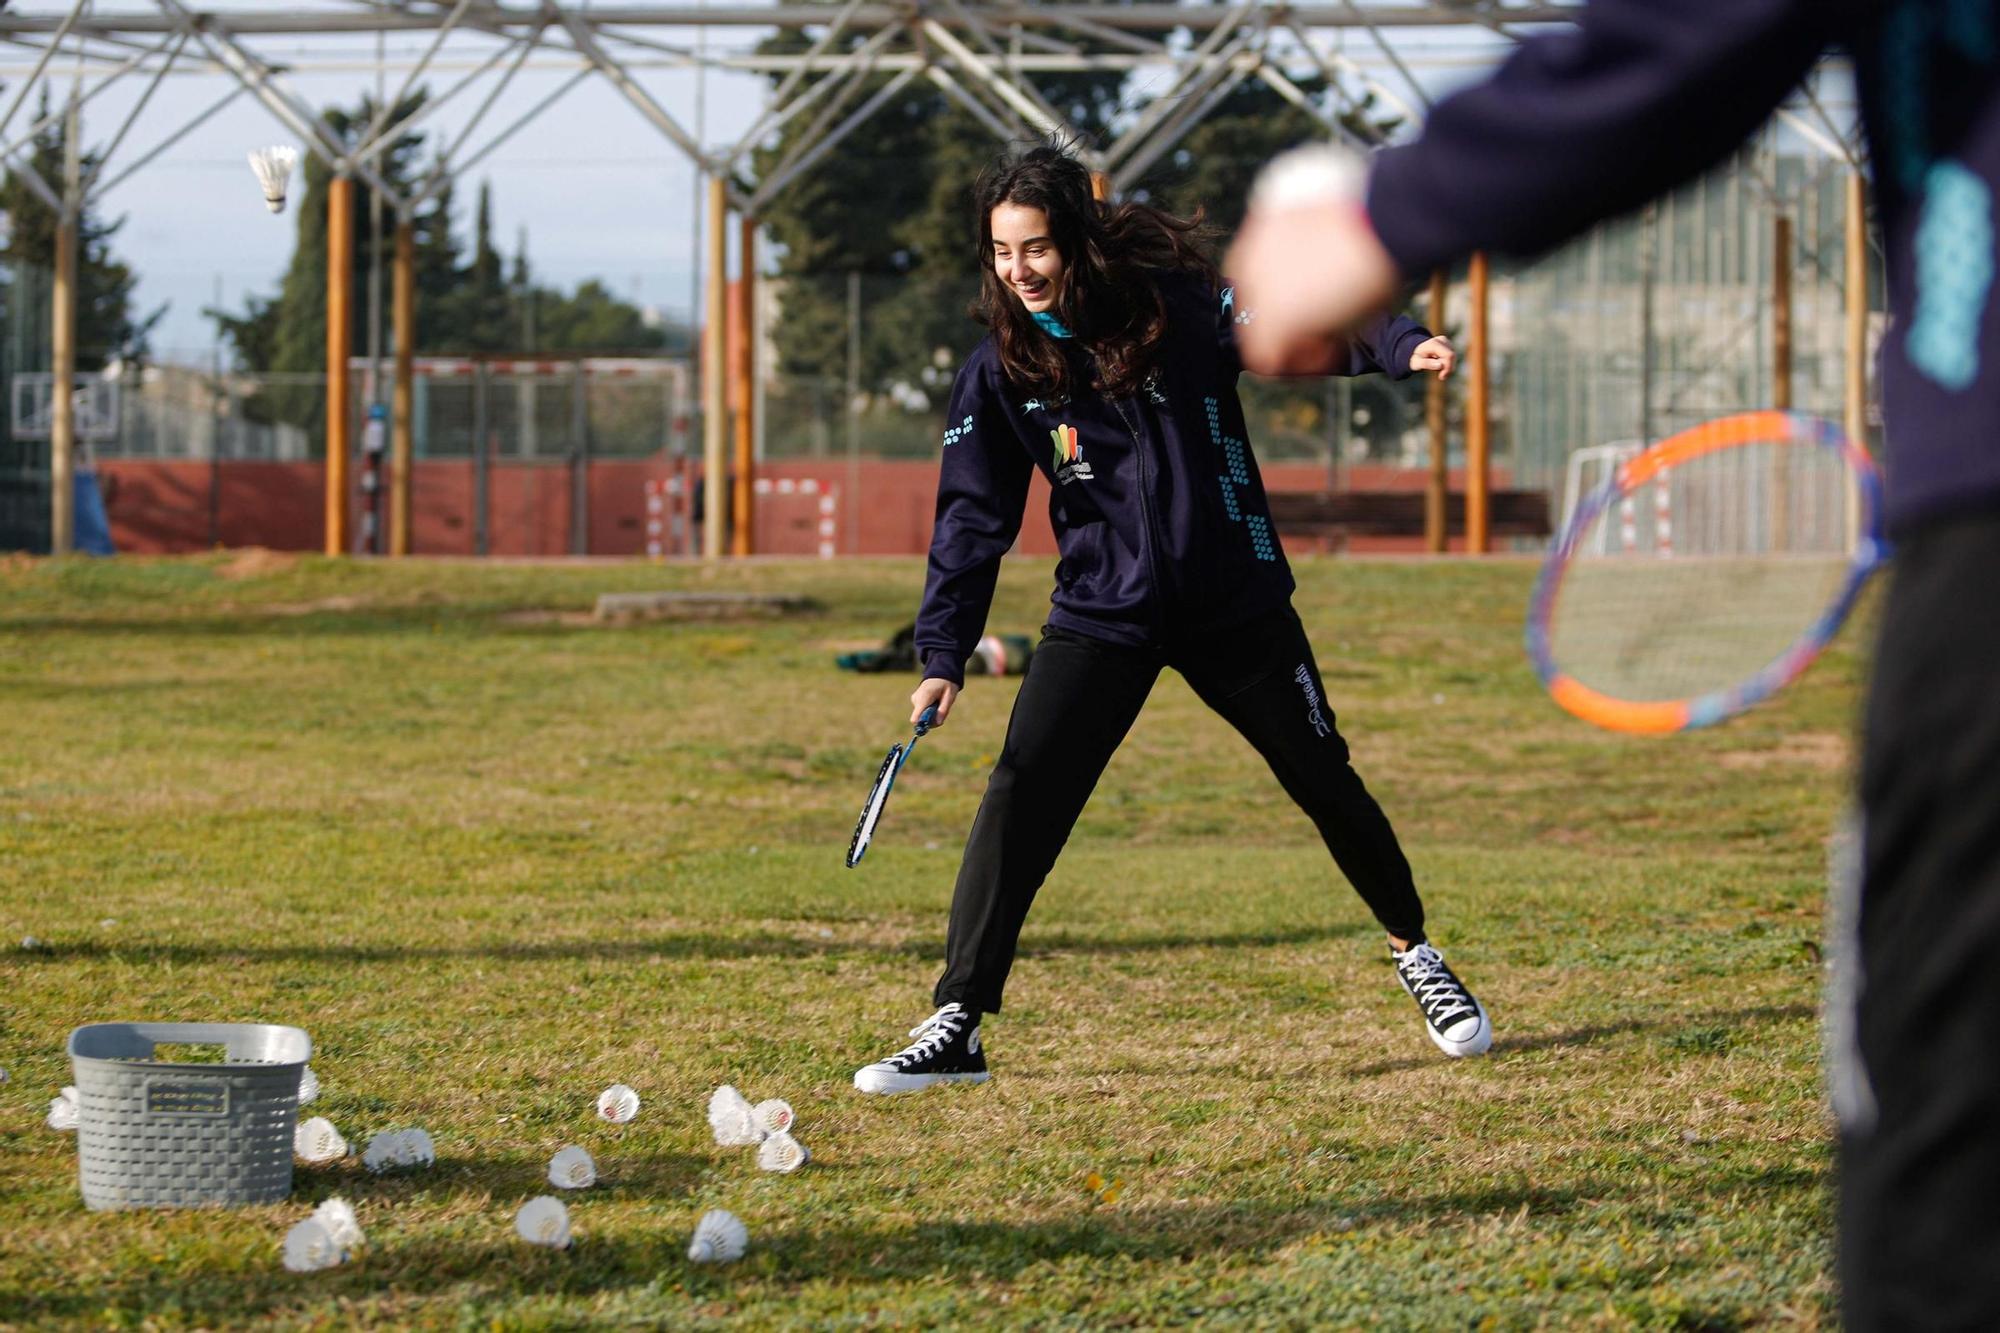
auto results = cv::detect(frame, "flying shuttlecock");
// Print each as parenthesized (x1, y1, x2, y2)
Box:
(756, 1130, 810, 1174)
(47, 1086, 80, 1132)
(311, 1198, 365, 1253)
(596, 1083, 640, 1124)
(515, 1196, 571, 1249)
(752, 1099, 796, 1135)
(707, 1085, 764, 1147)
(248, 145, 299, 214)
(547, 1145, 597, 1190)
(281, 1217, 345, 1273)
(297, 1065, 321, 1106)
(686, 1209, 748, 1264)
(294, 1116, 349, 1164)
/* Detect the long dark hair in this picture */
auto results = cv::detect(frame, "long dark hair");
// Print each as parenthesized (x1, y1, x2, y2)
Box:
(972, 142, 1217, 398)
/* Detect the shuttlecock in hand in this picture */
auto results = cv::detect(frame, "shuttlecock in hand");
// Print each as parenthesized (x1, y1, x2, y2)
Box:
(707, 1085, 764, 1147)
(281, 1217, 345, 1273)
(687, 1208, 748, 1264)
(756, 1130, 810, 1174)
(47, 1086, 80, 1132)
(248, 145, 299, 214)
(547, 1145, 597, 1190)
(515, 1196, 571, 1249)
(752, 1098, 796, 1135)
(311, 1198, 365, 1252)
(294, 1116, 349, 1164)
(596, 1083, 640, 1124)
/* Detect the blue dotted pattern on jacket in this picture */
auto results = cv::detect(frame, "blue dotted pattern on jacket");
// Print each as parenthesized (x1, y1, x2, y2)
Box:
(1207, 395, 1275, 561)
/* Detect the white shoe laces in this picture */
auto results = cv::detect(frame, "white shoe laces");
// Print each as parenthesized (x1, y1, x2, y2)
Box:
(888, 1004, 967, 1067)
(1398, 944, 1477, 1025)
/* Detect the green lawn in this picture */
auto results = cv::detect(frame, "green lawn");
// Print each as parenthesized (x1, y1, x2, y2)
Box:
(0, 551, 1860, 1329)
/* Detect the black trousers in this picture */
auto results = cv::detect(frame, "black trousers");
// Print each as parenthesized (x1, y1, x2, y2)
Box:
(933, 604, 1426, 1013)
(1841, 516, 2000, 1330)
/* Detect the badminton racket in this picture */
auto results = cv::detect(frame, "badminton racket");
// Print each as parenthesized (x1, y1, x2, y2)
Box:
(845, 705, 939, 867)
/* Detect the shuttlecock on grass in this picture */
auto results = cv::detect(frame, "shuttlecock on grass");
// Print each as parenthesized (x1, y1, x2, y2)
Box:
(297, 1065, 320, 1106)
(47, 1086, 80, 1132)
(362, 1128, 435, 1173)
(248, 145, 299, 214)
(281, 1217, 345, 1273)
(707, 1085, 763, 1147)
(756, 1130, 810, 1174)
(400, 1127, 436, 1167)
(596, 1083, 640, 1124)
(515, 1196, 571, 1249)
(294, 1116, 349, 1164)
(548, 1145, 597, 1190)
(311, 1198, 365, 1252)
(20, 936, 40, 951)
(752, 1098, 796, 1135)
(687, 1208, 748, 1264)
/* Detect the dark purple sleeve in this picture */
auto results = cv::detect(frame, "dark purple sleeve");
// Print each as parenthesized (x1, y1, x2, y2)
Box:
(913, 350, 1032, 687)
(1339, 313, 1431, 381)
(1367, 0, 1845, 278)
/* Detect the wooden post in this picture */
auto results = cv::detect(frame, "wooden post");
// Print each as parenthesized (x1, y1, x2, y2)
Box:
(1423, 268, 1448, 554)
(390, 217, 415, 557)
(325, 174, 355, 556)
(49, 212, 76, 556)
(1466, 250, 1491, 555)
(731, 214, 757, 557)
(1089, 171, 1110, 202)
(1773, 214, 1793, 410)
(702, 176, 728, 558)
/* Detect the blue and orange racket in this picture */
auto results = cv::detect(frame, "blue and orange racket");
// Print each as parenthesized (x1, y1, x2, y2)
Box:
(845, 705, 939, 867)
(1527, 412, 1887, 735)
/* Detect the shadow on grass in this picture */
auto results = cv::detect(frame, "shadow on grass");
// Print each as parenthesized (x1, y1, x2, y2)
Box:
(9, 1161, 1825, 1323)
(27, 920, 1369, 968)
(1343, 1002, 1818, 1077)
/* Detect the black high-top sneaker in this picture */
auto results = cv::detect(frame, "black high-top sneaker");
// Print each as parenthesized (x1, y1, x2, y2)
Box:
(852, 1002, 990, 1094)
(1392, 941, 1494, 1057)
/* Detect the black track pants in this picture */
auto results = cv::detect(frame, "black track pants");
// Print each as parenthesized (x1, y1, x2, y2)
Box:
(933, 604, 1426, 1013)
(1840, 516, 2000, 1330)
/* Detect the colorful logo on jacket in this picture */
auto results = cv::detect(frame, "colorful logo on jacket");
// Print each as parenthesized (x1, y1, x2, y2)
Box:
(1050, 423, 1093, 484)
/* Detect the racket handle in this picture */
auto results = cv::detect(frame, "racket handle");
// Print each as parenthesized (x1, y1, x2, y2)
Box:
(914, 704, 939, 735)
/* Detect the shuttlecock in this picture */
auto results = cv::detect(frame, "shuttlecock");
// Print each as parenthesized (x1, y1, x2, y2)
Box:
(281, 1217, 344, 1272)
(756, 1130, 810, 1174)
(248, 145, 298, 214)
(515, 1196, 571, 1249)
(362, 1132, 402, 1173)
(294, 1116, 349, 1164)
(687, 1208, 748, 1264)
(596, 1083, 640, 1124)
(752, 1098, 796, 1135)
(547, 1145, 597, 1190)
(398, 1127, 436, 1167)
(47, 1085, 80, 1132)
(20, 936, 40, 950)
(707, 1085, 763, 1146)
(311, 1197, 365, 1252)
(297, 1065, 320, 1106)
(1249, 142, 1366, 214)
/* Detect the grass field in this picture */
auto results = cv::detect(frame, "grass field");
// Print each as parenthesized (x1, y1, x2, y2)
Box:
(0, 551, 1864, 1329)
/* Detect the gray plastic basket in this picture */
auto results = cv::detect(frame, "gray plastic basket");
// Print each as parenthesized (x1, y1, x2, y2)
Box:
(66, 1022, 311, 1210)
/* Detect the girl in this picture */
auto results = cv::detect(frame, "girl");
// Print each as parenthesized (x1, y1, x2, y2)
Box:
(853, 142, 1486, 1094)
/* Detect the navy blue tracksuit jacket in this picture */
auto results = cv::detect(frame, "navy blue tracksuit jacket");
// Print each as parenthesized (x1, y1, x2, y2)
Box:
(914, 272, 1429, 686)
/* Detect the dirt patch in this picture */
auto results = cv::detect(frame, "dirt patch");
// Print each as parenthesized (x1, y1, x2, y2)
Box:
(216, 547, 300, 581)
(1716, 732, 1850, 772)
(261, 595, 369, 616)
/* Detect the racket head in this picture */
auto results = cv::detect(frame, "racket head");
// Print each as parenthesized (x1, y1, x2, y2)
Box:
(1527, 411, 1886, 735)
(844, 741, 908, 868)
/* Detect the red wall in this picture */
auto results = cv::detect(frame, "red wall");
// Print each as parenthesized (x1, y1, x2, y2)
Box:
(96, 458, 1491, 558)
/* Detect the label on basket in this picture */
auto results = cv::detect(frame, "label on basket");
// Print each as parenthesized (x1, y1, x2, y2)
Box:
(146, 1082, 230, 1116)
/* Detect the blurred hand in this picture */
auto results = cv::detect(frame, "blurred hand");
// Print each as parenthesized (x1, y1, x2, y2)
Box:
(1409, 334, 1455, 379)
(912, 676, 958, 727)
(1226, 199, 1402, 377)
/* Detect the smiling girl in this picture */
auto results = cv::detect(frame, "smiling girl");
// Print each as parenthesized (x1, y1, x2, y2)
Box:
(851, 142, 1484, 1095)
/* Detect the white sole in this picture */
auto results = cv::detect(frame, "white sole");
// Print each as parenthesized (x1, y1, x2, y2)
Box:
(852, 1068, 991, 1095)
(1427, 1001, 1493, 1058)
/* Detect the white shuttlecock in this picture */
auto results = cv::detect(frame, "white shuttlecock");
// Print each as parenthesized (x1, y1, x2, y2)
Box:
(311, 1198, 365, 1253)
(399, 1127, 436, 1167)
(248, 145, 299, 214)
(297, 1065, 320, 1106)
(707, 1085, 764, 1147)
(687, 1208, 749, 1264)
(547, 1145, 597, 1190)
(596, 1083, 640, 1124)
(756, 1130, 810, 1174)
(362, 1130, 431, 1173)
(47, 1086, 80, 1132)
(20, 936, 40, 950)
(1249, 142, 1367, 214)
(294, 1116, 349, 1164)
(515, 1196, 571, 1249)
(752, 1098, 796, 1135)
(281, 1217, 345, 1273)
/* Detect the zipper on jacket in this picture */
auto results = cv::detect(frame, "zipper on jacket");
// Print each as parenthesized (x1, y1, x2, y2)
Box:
(1115, 391, 1171, 632)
